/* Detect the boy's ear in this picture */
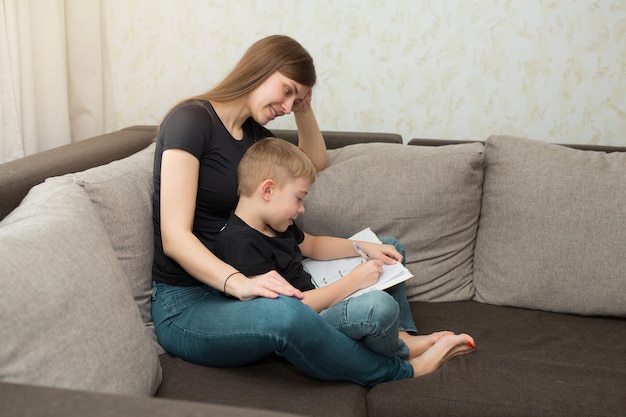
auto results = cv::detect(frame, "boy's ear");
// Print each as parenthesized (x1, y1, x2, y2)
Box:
(260, 179, 275, 201)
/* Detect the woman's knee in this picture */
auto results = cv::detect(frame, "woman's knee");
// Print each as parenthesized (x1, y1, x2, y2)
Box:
(260, 295, 319, 335)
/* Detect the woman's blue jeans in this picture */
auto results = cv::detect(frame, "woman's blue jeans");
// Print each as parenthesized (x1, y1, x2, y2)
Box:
(151, 237, 416, 386)
(152, 283, 413, 386)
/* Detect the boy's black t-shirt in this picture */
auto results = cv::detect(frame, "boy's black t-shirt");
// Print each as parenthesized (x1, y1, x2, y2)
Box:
(152, 100, 272, 286)
(214, 213, 316, 292)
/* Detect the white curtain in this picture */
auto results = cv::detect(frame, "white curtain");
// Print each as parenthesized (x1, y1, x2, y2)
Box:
(0, 0, 112, 163)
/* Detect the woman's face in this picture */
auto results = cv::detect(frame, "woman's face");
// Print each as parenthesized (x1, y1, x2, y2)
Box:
(249, 72, 310, 125)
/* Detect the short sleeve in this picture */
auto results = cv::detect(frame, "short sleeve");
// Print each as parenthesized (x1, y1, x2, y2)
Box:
(160, 103, 214, 160)
(217, 231, 276, 277)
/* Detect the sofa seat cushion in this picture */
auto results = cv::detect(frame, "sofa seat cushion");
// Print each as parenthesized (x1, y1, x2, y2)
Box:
(474, 135, 626, 316)
(0, 178, 161, 395)
(297, 142, 484, 302)
(156, 354, 368, 417)
(367, 301, 626, 417)
(0, 381, 306, 417)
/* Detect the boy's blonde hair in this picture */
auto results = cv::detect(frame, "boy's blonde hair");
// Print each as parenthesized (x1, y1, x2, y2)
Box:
(238, 138, 317, 197)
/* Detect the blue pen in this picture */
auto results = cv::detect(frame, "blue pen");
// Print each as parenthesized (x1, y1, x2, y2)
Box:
(353, 242, 371, 261)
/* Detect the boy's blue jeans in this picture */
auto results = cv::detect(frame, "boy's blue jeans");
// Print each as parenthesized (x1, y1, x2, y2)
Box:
(151, 237, 416, 386)
(319, 237, 417, 359)
(319, 283, 416, 359)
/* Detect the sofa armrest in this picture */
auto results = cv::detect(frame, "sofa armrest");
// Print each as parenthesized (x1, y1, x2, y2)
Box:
(0, 126, 157, 220)
(0, 381, 304, 417)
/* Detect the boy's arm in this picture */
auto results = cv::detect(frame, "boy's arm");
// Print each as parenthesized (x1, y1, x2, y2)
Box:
(299, 233, 402, 264)
(298, 233, 359, 260)
(297, 233, 402, 312)
(300, 261, 383, 312)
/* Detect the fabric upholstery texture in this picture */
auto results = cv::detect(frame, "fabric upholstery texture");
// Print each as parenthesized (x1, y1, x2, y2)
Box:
(0, 178, 161, 395)
(2, 126, 624, 416)
(0, 126, 156, 220)
(1, 381, 304, 417)
(297, 142, 484, 302)
(473, 135, 626, 316)
(367, 301, 626, 417)
(157, 354, 368, 417)
(70, 143, 161, 351)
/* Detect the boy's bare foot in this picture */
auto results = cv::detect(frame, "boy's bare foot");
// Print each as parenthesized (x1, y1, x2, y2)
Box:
(409, 333, 475, 377)
(399, 331, 454, 359)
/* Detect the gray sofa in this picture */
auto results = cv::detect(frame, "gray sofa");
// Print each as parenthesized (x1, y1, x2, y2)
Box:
(1, 126, 625, 417)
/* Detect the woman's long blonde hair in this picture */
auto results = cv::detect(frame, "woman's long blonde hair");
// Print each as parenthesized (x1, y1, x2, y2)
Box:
(193, 35, 316, 103)
(155, 35, 316, 136)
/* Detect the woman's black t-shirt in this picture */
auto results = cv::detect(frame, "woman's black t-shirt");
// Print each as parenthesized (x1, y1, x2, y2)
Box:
(152, 100, 272, 286)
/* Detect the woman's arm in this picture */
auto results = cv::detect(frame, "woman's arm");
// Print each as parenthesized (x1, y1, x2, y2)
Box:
(293, 92, 327, 171)
(159, 149, 303, 301)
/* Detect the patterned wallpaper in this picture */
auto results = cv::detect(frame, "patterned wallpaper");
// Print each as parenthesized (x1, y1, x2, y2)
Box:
(103, 0, 626, 146)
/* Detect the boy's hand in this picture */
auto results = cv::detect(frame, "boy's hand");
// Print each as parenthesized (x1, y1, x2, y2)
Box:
(359, 242, 403, 264)
(351, 260, 384, 289)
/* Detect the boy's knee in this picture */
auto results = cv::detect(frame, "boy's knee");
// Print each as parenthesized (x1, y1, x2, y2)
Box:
(360, 291, 399, 325)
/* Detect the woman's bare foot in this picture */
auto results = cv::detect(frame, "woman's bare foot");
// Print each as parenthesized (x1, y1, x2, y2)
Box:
(399, 331, 454, 359)
(409, 333, 475, 377)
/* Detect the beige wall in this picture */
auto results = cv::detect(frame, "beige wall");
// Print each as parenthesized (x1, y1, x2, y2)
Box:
(103, 0, 626, 146)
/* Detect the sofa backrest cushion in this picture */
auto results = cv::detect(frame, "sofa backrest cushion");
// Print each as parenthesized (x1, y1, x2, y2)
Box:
(0, 178, 161, 394)
(69, 143, 161, 353)
(297, 142, 484, 302)
(473, 135, 626, 317)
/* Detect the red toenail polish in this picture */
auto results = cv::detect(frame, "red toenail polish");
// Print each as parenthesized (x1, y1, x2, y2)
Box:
(467, 341, 476, 349)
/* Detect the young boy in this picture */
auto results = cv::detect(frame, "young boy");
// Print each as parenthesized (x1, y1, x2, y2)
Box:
(215, 138, 475, 364)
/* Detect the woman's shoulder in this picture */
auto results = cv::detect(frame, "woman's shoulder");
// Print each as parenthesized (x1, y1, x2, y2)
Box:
(160, 100, 221, 137)
(157, 100, 221, 155)
(164, 100, 214, 124)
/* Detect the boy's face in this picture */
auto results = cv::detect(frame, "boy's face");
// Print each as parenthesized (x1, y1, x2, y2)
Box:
(267, 177, 311, 232)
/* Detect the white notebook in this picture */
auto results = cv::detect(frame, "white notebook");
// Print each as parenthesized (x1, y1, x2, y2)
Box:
(302, 227, 414, 300)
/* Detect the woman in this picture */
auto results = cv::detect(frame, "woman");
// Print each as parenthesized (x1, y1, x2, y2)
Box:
(151, 35, 474, 386)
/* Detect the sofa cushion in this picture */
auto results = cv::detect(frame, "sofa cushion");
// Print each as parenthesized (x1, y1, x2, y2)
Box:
(0, 178, 161, 395)
(1, 380, 306, 417)
(297, 142, 484, 302)
(70, 143, 161, 351)
(157, 354, 368, 417)
(367, 301, 626, 417)
(473, 135, 626, 317)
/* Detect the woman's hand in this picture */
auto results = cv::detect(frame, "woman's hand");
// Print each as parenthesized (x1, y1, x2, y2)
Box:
(293, 90, 312, 112)
(229, 270, 304, 301)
